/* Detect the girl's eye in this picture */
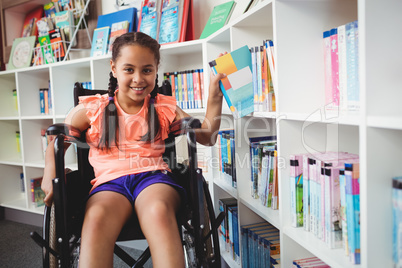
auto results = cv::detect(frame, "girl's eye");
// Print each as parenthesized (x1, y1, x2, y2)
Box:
(143, 69, 152, 74)
(124, 68, 134, 72)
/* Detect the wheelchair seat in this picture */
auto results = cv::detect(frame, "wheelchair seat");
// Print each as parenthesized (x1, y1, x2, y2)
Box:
(31, 81, 224, 268)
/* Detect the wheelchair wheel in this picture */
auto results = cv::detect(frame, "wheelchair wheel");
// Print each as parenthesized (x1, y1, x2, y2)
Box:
(45, 203, 80, 268)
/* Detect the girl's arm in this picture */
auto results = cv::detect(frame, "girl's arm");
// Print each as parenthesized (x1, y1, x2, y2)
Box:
(175, 70, 226, 146)
(42, 104, 90, 206)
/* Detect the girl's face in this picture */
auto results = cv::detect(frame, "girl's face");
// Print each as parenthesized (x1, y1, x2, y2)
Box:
(111, 45, 158, 110)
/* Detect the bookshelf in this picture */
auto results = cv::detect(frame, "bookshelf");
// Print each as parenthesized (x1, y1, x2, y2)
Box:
(0, 0, 400, 267)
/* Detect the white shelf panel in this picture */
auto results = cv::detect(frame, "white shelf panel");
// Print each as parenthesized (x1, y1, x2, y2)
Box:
(1, 197, 26, 211)
(283, 226, 358, 268)
(238, 195, 280, 230)
(21, 115, 53, 120)
(0, 116, 19, 120)
(281, 112, 361, 126)
(0, 158, 23, 166)
(220, 249, 241, 268)
(214, 177, 237, 199)
(25, 160, 45, 168)
(367, 115, 402, 130)
(161, 39, 203, 55)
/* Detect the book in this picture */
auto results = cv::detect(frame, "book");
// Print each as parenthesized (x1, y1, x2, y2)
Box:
(337, 23, 348, 112)
(90, 27, 110, 57)
(345, 161, 360, 264)
(393, 177, 402, 267)
(199, 1, 236, 39)
(8, 36, 36, 70)
(21, 6, 44, 38)
(218, 198, 237, 252)
(97, 7, 138, 34)
(345, 20, 360, 111)
(44, 2, 58, 19)
(330, 28, 340, 110)
(36, 17, 54, 37)
(31, 177, 45, 207)
(323, 30, 332, 109)
(290, 154, 304, 227)
(158, 0, 194, 44)
(54, 10, 75, 46)
(108, 20, 130, 55)
(50, 28, 68, 61)
(38, 35, 55, 64)
(138, 0, 161, 40)
(209, 45, 254, 119)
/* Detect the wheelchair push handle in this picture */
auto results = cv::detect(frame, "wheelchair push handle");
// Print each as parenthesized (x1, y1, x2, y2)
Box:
(169, 117, 201, 137)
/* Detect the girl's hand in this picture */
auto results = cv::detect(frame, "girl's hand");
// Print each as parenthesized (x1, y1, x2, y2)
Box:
(42, 176, 54, 207)
(208, 52, 228, 101)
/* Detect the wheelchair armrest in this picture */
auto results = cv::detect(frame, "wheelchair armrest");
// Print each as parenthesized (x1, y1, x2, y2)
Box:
(46, 123, 84, 144)
(169, 117, 201, 138)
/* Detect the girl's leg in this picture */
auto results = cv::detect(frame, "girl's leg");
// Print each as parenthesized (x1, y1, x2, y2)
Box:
(79, 191, 132, 268)
(135, 183, 184, 268)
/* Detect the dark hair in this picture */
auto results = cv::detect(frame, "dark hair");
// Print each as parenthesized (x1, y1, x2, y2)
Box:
(98, 32, 161, 150)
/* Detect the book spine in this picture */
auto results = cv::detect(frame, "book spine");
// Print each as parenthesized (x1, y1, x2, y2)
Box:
(323, 30, 333, 109)
(303, 155, 310, 231)
(39, 89, 45, 114)
(330, 28, 340, 109)
(337, 24, 348, 112)
(339, 169, 349, 255)
(329, 167, 342, 249)
(346, 21, 359, 111)
(189, 70, 194, 109)
(241, 227, 249, 268)
(256, 46, 263, 112)
(177, 71, 183, 109)
(199, 69, 204, 108)
(251, 47, 258, 113)
(182, 71, 188, 109)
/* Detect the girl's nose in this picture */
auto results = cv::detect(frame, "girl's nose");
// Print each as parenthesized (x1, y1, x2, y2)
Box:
(132, 72, 143, 83)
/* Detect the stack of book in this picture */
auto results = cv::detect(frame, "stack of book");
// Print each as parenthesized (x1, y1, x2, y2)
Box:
(323, 20, 359, 113)
(217, 129, 236, 188)
(163, 69, 205, 110)
(292, 256, 330, 267)
(240, 221, 280, 268)
(289, 151, 361, 264)
(218, 198, 239, 264)
(249, 136, 278, 209)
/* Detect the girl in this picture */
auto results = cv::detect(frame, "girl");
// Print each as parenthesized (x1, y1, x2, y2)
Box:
(41, 32, 226, 268)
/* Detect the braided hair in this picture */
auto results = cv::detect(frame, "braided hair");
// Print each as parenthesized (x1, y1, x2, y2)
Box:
(97, 32, 161, 150)
(98, 72, 119, 150)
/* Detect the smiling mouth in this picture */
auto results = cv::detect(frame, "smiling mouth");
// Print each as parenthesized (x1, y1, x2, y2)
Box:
(130, 87, 145, 91)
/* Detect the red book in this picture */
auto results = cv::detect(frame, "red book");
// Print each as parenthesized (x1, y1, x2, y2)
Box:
(21, 7, 44, 38)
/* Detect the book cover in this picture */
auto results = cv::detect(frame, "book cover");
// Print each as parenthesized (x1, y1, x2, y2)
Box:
(55, 10, 76, 46)
(138, 0, 161, 40)
(337, 23, 348, 112)
(21, 6, 44, 38)
(36, 17, 54, 37)
(49, 28, 66, 61)
(97, 7, 138, 33)
(323, 30, 333, 109)
(200, 1, 236, 39)
(108, 20, 129, 55)
(290, 154, 304, 227)
(345, 161, 360, 264)
(158, 0, 193, 44)
(38, 35, 55, 64)
(345, 20, 360, 111)
(31, 177, 45, 207)
(44, 2, 58, 19)
(8, 36, 36, 70)
(209, 45, 254, 119)
(90, 27, 110, 57)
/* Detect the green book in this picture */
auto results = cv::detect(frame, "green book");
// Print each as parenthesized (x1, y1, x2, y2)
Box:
(200, 1, 236, 39)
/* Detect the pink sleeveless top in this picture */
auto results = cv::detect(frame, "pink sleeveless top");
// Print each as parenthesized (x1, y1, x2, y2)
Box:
(78, 91, 177, 191)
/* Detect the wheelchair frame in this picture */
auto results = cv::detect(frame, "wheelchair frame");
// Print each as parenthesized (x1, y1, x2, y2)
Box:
(31, 82, 224, 268)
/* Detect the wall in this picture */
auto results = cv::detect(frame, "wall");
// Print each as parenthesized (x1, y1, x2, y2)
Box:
(101, 0, 253, 40)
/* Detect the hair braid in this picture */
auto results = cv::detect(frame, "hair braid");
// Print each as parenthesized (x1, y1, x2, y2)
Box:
(98, 72, 119, 150)
(141, 75, 160, 142)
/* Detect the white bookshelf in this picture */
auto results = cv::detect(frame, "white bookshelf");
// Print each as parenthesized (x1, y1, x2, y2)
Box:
(0, 0, 400, 267)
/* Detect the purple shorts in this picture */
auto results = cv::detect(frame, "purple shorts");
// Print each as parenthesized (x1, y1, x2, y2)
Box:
(89, 170, 186, 206)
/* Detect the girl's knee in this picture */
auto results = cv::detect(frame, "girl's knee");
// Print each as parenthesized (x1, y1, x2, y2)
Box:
(142, 200, 177, 225)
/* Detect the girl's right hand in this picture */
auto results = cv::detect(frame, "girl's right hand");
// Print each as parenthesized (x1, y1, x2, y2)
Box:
(42, 175, 54, 207)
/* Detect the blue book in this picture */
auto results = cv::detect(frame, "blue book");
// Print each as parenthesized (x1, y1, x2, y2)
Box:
(345, 162, 360, 264)
(90, 27, 110, 57)
(97, 7, 138, 33)
(158, 4, 179, 44)
(345, 20, 360, 111)
(209, 45, 254, 119)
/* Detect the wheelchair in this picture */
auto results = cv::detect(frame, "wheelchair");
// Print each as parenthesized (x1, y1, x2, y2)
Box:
(31, 81, 225, 268)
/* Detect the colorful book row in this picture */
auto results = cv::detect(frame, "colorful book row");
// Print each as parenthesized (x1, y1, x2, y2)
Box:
(249, 136, 278, 209)
(290, 151, 360, 264)
(217, 129, 236, 188)
(164, 69, 205, 110)
(240, 221, 280, 268)
(31, 177, 45, 207)
(323, 20, 359, 112)
(292, 256, 330, 268)
(39, 87, 52, 115)
(218, 198, 239, 264)
(208, 41, 276, 119)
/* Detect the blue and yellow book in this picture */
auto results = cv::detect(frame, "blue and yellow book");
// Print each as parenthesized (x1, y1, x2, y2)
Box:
(209, 45, 254, 119)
